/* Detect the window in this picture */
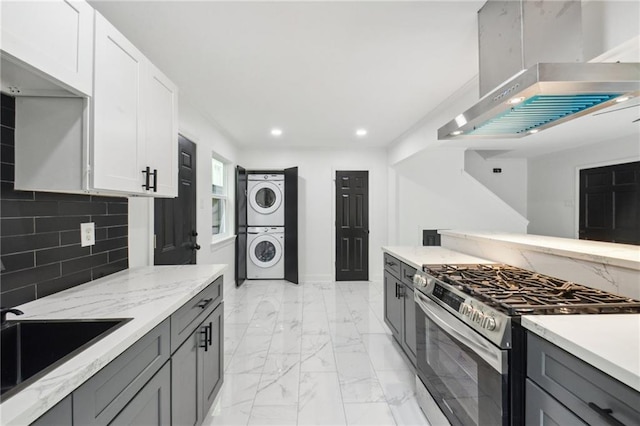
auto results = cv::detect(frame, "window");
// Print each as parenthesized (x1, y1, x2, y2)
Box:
(212, 156, 227, 237)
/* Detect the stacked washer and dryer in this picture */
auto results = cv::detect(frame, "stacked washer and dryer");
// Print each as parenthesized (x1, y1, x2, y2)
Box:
(247, 174, 286, 279)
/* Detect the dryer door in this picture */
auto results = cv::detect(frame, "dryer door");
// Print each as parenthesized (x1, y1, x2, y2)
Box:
(249, 182, 282, 215)
(249, 235, 283, 268)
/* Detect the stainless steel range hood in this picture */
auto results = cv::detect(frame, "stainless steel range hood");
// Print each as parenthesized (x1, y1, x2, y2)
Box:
(438, 0, 640, 140)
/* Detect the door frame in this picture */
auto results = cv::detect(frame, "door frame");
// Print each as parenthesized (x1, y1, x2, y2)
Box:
(331, 167, 371, 282)
(573, 155, 638, 238)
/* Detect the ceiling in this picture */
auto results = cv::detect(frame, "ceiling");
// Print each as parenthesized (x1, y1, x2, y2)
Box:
(89, 1, 639, 156)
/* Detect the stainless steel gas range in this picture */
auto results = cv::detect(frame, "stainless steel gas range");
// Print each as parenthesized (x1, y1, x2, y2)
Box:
(412, 264, 640, 426)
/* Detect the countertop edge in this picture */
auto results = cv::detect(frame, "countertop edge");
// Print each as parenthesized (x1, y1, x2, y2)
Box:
(1, 264, 227, 426)
(521, 315, 640, 393)
(381, 246, 493, 270)
(439, 230, 640, 271)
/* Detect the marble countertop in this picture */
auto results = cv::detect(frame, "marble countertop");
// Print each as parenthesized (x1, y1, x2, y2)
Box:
(440, 230, 640, 271)
(0, 264, 227, 426)
(522, 315, 640, 392)
(381, 246, 493, 269)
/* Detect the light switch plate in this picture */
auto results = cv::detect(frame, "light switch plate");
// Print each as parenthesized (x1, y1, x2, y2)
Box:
(81, 222, 95, 247)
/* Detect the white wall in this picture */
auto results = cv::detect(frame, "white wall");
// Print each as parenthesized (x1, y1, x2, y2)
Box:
(128, 95, 239, 289)
(583, 0, 640, 61)
(464, 150, 528, 216)
(391, 148, 528, 246)
(239, 148, 388, 283)
(527, 134, 640, 238)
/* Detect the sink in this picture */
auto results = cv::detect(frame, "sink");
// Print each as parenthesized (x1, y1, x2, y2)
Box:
(0, 318, 131, 401)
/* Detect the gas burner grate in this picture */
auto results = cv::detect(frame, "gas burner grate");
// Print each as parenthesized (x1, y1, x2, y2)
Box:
(423, 264, 640, 315)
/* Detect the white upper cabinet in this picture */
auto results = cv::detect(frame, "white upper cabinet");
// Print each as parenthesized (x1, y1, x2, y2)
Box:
(13, 10, 178, 198)
(91, 12, 178, 197)
(1, 0, 93, 96)
(144, 63, 178, 197)
(92, 12, 146, 194)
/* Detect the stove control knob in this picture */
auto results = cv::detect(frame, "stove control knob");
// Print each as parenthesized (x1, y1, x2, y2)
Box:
(459, 303, 472, 316)
(482, 316, 497, 331)
(412, 274, 427, 287)
(471, 309, 483, 323)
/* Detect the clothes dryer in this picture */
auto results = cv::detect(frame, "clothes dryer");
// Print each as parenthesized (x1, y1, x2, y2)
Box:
(247, 174, 284, 226)
(247, 227, 284, 279)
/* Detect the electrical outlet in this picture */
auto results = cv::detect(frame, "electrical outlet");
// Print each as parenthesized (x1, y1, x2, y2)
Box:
(81, 222, 95, 247)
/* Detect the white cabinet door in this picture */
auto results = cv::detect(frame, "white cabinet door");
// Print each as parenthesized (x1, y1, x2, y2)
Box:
(1, 0, 93, 96)
(145, 63, 178, 197)
(92, 12, 146, 195)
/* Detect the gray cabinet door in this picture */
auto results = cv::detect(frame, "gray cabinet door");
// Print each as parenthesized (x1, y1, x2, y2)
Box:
(202, 302, 224, 415)
(402, 284, 417, 364)
(383, 271, 402, 341)
(525, 379, 587, 426)
(31, 396, 72, 426)
(109, 362, 171, 426)
(73, 319, 170, 425)
(171, 327, 202, 426)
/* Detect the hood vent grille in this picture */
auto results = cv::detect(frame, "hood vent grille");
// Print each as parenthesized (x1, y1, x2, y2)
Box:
(469, 94, 621, 136)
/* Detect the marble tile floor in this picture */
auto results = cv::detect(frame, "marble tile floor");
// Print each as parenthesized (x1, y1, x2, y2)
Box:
(202, 280, 429, 426)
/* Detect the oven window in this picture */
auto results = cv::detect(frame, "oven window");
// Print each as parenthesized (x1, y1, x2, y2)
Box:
(417, 314, 506, 426)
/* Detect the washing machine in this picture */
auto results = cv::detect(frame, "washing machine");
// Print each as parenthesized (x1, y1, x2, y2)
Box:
(248, 174, 284, 226)
(247, 227, 284, 279)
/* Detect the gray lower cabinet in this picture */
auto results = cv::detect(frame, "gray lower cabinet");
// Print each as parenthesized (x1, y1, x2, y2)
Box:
(28, 277, 224, 426)
(383, 270, 402, 341)
(172, 302, 224, 426)
(383, 254, 417, 366)
(526, 332, 640, 426)
(109, 362, 171, 426)
(73, 319, 171, 425)
(31, 396, 72, 426)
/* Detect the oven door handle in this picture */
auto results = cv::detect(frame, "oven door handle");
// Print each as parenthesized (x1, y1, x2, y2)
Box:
(415, 290, 507, 374)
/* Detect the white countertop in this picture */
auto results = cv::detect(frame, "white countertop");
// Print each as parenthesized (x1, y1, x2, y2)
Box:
(522, 315, 640, 392)
(440, 230, 640, 271)
(0, 264, 226, 426)
(381, 246, 493, 269)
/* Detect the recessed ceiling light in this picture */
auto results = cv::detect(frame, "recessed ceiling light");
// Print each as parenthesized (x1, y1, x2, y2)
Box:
(529, 129, 539, 134)
(450, 130, 463, 136)
(508, 97, 525, 105)
(615, 96, 631, 103)
(270, 128, 283, 137)
(356, 128, 368, 137)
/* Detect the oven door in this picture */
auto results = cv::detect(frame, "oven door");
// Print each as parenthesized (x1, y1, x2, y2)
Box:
(415, 290, 509, 426)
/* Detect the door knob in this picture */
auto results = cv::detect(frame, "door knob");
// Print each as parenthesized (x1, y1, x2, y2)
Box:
(190, 243, 201, 251)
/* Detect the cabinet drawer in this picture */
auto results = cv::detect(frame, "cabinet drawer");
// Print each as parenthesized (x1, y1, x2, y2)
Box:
(73, 318, 170, 425)
(525, 379, 586, 425)
(383, 253, 402, 278)
(527, 333, 640, 426)
(171, 276, 223, 353)
(400, 263, 416, 288)
(108, 361, 171, 426)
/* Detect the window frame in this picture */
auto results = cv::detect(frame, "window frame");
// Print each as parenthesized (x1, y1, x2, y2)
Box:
(211, 154, 229, 242)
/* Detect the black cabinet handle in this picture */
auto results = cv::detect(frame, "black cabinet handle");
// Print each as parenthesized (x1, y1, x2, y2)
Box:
(405, 273, 414, 280)
(394, 283, 399, 298)
(588, 402, 625, 426)
(197, 298, 213, 309)
(199, 326, 209, 351)
(142, 166, 151, 190)
(385, 261, 397, 267)
(150, 169, 158, 192)
(398, 284, 404, 298)
(207, 322, 213, 347)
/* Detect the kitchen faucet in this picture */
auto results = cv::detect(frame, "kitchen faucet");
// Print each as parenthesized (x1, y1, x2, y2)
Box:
(1, 307, 24, 326)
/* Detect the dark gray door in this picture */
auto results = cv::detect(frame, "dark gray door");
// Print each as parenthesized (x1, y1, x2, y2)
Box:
(154, 136, 199, 265)
(284, 166, 298, 284)
(579, 161, 639, 245)
(235, 166, 247, 286)
(335, 170, 369, 281)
